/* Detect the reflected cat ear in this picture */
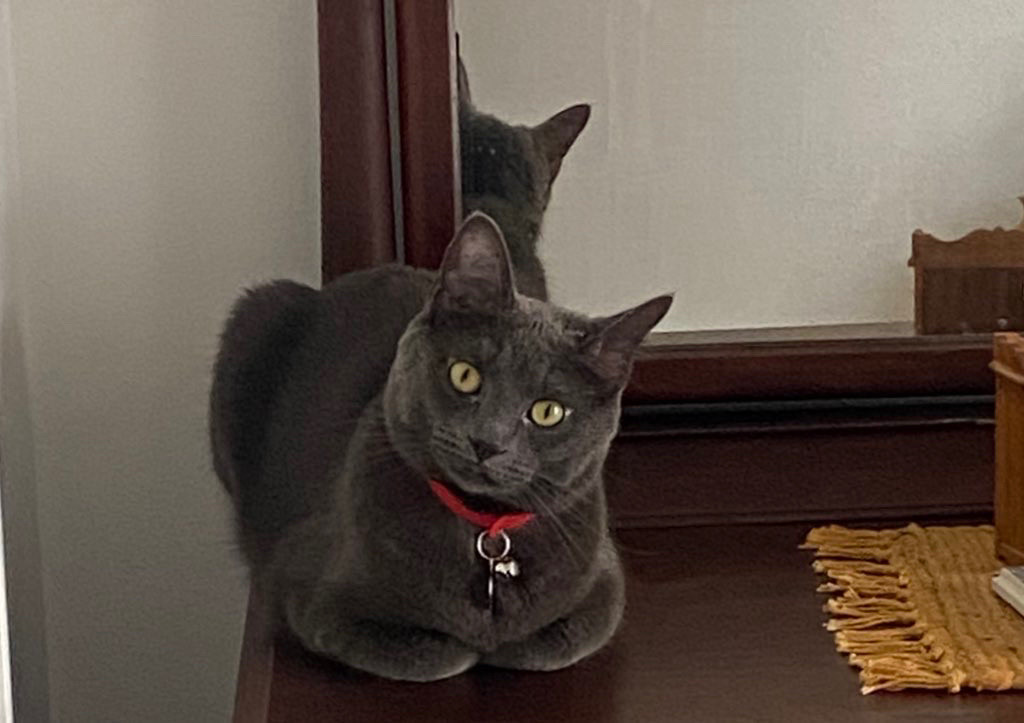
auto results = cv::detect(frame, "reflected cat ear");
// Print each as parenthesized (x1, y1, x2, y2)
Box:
(457, 55, 472, 107)
(432, 212, 516, 316)
(582, 295, 673, 384)
(532, 104, 591, 181)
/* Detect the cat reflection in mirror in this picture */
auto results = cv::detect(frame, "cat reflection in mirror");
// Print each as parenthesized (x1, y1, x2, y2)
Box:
(458, 56, 590, 300)
(210, 212, 671, 681)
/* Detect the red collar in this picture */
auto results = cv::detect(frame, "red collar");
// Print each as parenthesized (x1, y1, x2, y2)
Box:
(428, 479, 534, 538)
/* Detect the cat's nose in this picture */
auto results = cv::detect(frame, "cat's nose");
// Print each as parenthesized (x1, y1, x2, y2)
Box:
(469, 437, 504, 462)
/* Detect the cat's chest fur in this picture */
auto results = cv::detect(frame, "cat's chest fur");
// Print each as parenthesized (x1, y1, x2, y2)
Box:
(325, 399, 607, 650)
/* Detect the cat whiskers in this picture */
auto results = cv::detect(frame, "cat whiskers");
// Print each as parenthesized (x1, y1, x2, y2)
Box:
(522, 485, 590, 569)
(430, 434, 470, 461)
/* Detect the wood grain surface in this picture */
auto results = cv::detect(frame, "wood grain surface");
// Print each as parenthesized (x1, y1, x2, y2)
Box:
(236, 524, 1024, 722)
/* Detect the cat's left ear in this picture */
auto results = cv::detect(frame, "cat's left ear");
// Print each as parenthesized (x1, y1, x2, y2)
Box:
(432, 212, 516, 317)
(532, 104, 591, 182)
(583, 295, 673, 384)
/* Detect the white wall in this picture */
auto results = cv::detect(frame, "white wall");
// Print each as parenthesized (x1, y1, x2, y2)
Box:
(6, 2, 320, 721)
(456, 0, 1024, 330)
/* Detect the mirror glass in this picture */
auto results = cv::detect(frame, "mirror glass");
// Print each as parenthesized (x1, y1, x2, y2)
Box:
(455, 1, 1024, 332)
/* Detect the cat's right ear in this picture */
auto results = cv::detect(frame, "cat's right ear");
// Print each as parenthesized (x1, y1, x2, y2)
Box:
(431, 212, 516, 318)
(532, 104, 591, 182)
(457, 55, 472, 107)
(581, 294, 673, 385)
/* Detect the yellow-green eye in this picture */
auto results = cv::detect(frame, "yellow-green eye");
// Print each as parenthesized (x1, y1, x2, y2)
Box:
(449, 361, 482, 394)
(530, 400, 566, 427)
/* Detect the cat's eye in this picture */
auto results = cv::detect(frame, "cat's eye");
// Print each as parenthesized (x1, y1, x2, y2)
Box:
(449, 361, 482, 394)
(530, 399, 566, 428)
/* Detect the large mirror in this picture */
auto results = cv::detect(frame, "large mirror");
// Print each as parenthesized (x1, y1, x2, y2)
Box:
(455, 1, 1024, 332)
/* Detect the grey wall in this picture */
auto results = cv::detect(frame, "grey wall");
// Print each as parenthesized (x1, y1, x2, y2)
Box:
(4, 2, 320, 721)
(2, 2, 48, 720)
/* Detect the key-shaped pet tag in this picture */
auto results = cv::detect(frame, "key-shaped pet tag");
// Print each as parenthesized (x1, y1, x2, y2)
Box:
(476, 530, 520, 612)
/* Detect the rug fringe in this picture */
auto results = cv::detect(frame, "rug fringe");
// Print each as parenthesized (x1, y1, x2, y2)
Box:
(803, 524, 961, 694)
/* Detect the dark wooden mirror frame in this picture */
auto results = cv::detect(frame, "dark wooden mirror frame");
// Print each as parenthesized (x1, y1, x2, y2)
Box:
(319, 0, 993, 407)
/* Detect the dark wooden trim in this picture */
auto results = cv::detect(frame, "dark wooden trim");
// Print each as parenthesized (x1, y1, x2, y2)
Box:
(626, 322, 995, 404)
(394, 0, 460, 268)
(318, 0, 396, 283)
(608, 397, 995, 529)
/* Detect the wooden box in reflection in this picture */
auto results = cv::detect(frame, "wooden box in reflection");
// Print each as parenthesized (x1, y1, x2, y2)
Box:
(910, 199, 1024, 334)
(994, 333, 1024, 565)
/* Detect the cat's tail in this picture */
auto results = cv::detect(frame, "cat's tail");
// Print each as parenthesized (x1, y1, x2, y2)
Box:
(209, 281, 319, 506)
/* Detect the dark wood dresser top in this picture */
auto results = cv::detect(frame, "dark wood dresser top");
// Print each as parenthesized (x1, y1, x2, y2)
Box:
(236, 524, 1024, 722)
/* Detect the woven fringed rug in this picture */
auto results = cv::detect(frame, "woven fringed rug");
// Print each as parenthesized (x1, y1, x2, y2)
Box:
(802, 524, 1024, 694)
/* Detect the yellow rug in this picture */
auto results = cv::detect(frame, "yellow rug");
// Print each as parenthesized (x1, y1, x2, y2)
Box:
(802, 524, 1024, 694)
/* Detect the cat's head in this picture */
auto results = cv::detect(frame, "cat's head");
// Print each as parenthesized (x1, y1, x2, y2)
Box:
(458, 58, 590, 224)
(384, 213, 671, 511)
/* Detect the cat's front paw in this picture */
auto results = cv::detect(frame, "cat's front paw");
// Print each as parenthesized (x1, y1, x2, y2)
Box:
(482, 618, 603, 672)
(483, 570, 624, 672)
(286, 594, 480, 681)
(303, 617, 480, 682)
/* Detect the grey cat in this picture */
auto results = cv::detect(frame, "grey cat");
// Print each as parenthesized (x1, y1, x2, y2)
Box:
(210, 213, 671, 681)
(458, 57, 590, 300)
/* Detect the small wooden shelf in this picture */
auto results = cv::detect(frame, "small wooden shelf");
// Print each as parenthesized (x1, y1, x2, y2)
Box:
(910, 199, 1024, 335)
